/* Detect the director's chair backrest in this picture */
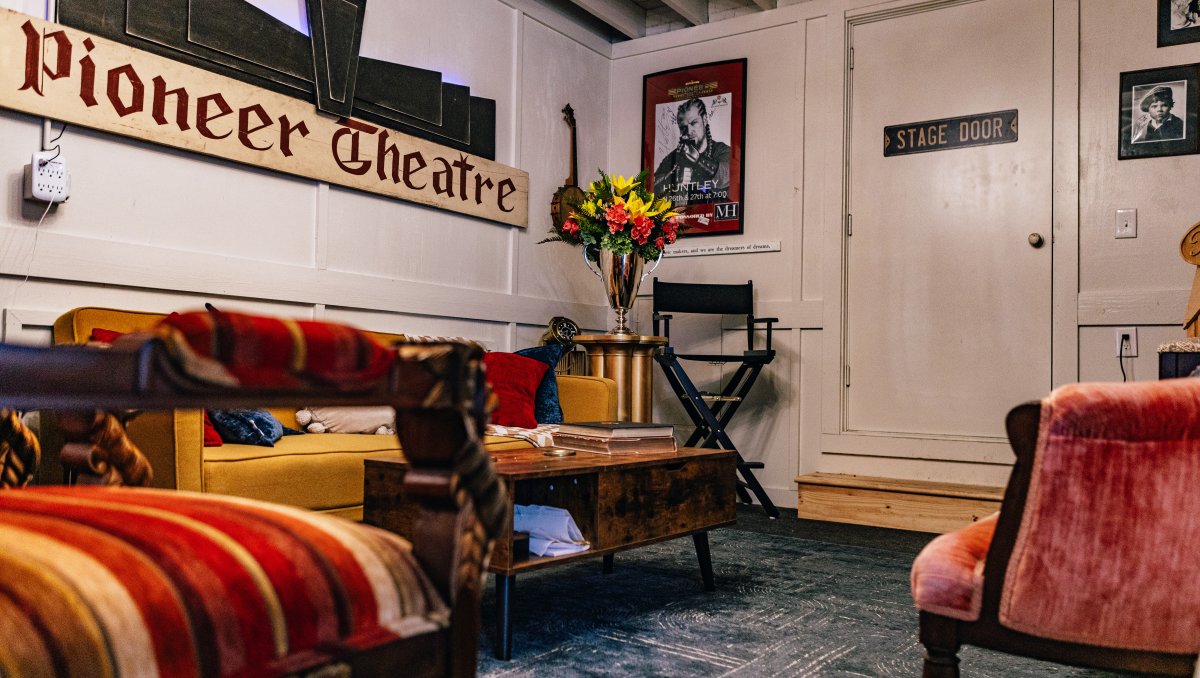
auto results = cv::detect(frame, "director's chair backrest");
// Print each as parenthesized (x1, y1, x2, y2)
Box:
(652, 279, 754, 316)
(653, 279, 759, 352)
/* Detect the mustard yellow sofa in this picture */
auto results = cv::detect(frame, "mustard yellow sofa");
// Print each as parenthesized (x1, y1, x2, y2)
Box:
(52, 306, 618, 519)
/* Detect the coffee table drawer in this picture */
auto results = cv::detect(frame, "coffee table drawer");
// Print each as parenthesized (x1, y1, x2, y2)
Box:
(596, 455, 736, 547)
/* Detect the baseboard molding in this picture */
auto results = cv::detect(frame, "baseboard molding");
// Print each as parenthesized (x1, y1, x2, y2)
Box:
(794, 473, 1003, 534)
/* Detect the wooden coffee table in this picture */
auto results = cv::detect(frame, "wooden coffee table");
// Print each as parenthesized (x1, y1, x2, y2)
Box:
(364, 446, 736, 660)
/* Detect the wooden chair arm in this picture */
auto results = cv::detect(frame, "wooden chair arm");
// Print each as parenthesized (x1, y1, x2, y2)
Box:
(749, 316, 778, 352)
(653, 312, 672, 340)
(978, 401, 1041, 615)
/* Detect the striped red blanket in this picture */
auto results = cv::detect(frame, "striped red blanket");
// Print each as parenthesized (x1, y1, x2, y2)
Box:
(0, 486, 445, 676)
(158, 308, 394, 389)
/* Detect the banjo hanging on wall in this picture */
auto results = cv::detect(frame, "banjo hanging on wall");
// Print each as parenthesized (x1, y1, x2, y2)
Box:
(551, 104, 586, 230)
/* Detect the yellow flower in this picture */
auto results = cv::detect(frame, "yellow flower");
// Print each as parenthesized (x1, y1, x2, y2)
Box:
(609, 174, 639, 197)
(580, 199, 599, 217)
(624, 193, 650, 218)
(646, 197, 674, 217)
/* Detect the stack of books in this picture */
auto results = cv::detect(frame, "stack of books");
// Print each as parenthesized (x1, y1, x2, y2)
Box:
(552, 421, 676, 455)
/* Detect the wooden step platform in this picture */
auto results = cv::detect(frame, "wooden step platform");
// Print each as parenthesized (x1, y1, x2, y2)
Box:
(794, 473, 1004, 534)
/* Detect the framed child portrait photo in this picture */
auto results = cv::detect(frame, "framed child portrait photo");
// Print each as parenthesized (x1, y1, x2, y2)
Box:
(1119, 64, 1200, 160)
(641, 59, 747, 238)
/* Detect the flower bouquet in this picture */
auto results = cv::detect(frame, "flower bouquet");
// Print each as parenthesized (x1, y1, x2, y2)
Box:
(541, 170, 680, 334)
(542, 170, 679, 262)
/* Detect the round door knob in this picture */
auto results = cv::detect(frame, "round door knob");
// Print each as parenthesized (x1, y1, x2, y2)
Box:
(1028, 233, 1045, 248)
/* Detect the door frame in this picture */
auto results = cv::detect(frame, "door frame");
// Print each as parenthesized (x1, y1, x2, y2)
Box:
(817, 0, 1079, 466)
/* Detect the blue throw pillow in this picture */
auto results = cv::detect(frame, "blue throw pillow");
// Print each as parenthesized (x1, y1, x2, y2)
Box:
(515, 343, 569, 424)
(208, 409, 285, 447)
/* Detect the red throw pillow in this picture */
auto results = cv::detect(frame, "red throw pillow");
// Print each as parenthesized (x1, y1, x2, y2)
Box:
(202, 411, 223, 447)
(89, 328, 125, 344)
(482, 352, 549, 429)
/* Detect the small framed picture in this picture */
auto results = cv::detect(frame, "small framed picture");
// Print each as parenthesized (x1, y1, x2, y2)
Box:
(1119, 64, 1200, 160)
(1159, 0, 1200, 47)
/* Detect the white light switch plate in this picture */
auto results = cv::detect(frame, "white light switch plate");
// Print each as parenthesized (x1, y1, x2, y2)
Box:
(1115, 208, 1137, 238)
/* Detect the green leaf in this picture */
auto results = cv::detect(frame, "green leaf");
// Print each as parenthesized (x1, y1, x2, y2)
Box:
(600, 233, 633, 255)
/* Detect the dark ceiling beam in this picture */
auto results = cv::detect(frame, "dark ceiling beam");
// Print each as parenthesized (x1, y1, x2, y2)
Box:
(750, 0, 777, 9)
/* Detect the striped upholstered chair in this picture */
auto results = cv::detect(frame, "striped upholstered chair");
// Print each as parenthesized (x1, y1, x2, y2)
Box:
(0, 312, 504, 677)
(911, 378, 1200, 676)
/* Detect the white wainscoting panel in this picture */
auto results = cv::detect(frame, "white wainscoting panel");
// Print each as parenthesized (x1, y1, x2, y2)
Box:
(517, 15, 613, 305)
(2, 308, 58, 345)
(46, 129, 319, 267)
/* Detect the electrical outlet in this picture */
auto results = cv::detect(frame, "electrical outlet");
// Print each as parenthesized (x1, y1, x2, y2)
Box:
(1114, 327, 1138, 357)
(22, 150, 70, 203)
(1115, 208, 1137, 238)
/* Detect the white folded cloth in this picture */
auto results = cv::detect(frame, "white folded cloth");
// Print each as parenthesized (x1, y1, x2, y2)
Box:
(513, 504, 590, 557)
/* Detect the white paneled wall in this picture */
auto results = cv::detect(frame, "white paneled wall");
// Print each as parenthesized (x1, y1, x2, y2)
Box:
(1076, 0, 1200, 388)
(517, 16, 614, 307)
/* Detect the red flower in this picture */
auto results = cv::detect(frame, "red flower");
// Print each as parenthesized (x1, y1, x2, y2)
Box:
(655, 237, 665, 249)
(630, 215, 654, 244)
(663, 217, 679, 243)
(605, 203, 629, 232)
(562, 218, 579, 235)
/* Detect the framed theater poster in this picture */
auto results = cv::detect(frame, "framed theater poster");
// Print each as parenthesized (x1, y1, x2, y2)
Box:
(1159, 0, 1200, 48)
(642, 59, 747, 238)
(1119, 64, 1200, 160)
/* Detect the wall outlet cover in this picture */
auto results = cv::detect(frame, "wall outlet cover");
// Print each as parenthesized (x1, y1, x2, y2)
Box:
(1115, 327, 1138, 357)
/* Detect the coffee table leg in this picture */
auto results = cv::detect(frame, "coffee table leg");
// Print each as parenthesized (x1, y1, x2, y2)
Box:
(494, 574, 515, 659)
(693, 531, 715, 591)
(602, 553, 614, 574)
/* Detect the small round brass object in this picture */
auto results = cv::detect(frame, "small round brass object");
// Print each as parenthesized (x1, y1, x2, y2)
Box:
(1181, 221, 1200, 265)
(1028, 233, 1045, 248)
(543, 448, 577, 457)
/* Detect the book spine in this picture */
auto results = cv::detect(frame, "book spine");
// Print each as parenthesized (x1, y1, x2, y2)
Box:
(552, 434, 677, 455)
(556, 424, 674, 439)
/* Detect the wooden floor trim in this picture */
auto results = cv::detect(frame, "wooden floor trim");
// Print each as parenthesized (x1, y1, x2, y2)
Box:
(794, 473, 1003, 534)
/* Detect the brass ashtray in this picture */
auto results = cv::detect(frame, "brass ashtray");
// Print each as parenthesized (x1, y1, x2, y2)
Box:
(543, 448, 577, 457)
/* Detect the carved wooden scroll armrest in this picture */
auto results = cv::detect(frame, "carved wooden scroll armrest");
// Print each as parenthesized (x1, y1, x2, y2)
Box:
(0, 409, 40, 489)
(55, 410, 153, 487)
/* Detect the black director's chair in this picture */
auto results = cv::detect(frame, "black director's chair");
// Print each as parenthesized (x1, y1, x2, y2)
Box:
(652, 279, 780, 519)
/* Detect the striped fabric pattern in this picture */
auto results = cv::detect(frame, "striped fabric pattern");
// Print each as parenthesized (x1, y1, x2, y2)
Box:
(484, 423, 558, 448)
(0, 486, 447, 677)
(158, 310, 394, 390)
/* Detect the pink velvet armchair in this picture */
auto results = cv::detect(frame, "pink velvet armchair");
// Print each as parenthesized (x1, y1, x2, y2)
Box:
(911, 378, 1200, 676)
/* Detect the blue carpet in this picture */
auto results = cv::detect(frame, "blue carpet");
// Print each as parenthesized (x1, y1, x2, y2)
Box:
(477, 527, 1127, 677)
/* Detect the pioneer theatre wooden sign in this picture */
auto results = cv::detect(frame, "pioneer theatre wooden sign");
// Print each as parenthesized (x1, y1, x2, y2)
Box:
(0, 10, 528, 227)
(883, 109, 1018, 157)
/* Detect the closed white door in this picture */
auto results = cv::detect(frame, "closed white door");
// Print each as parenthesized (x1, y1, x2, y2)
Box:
(845, 0, 1053, 440)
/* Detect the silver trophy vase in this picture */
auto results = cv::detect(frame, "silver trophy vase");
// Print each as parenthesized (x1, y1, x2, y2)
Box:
(585, 247, 660, 335)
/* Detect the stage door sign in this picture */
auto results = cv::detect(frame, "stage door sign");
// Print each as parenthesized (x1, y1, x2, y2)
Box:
(884, 110, 1018, 157)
